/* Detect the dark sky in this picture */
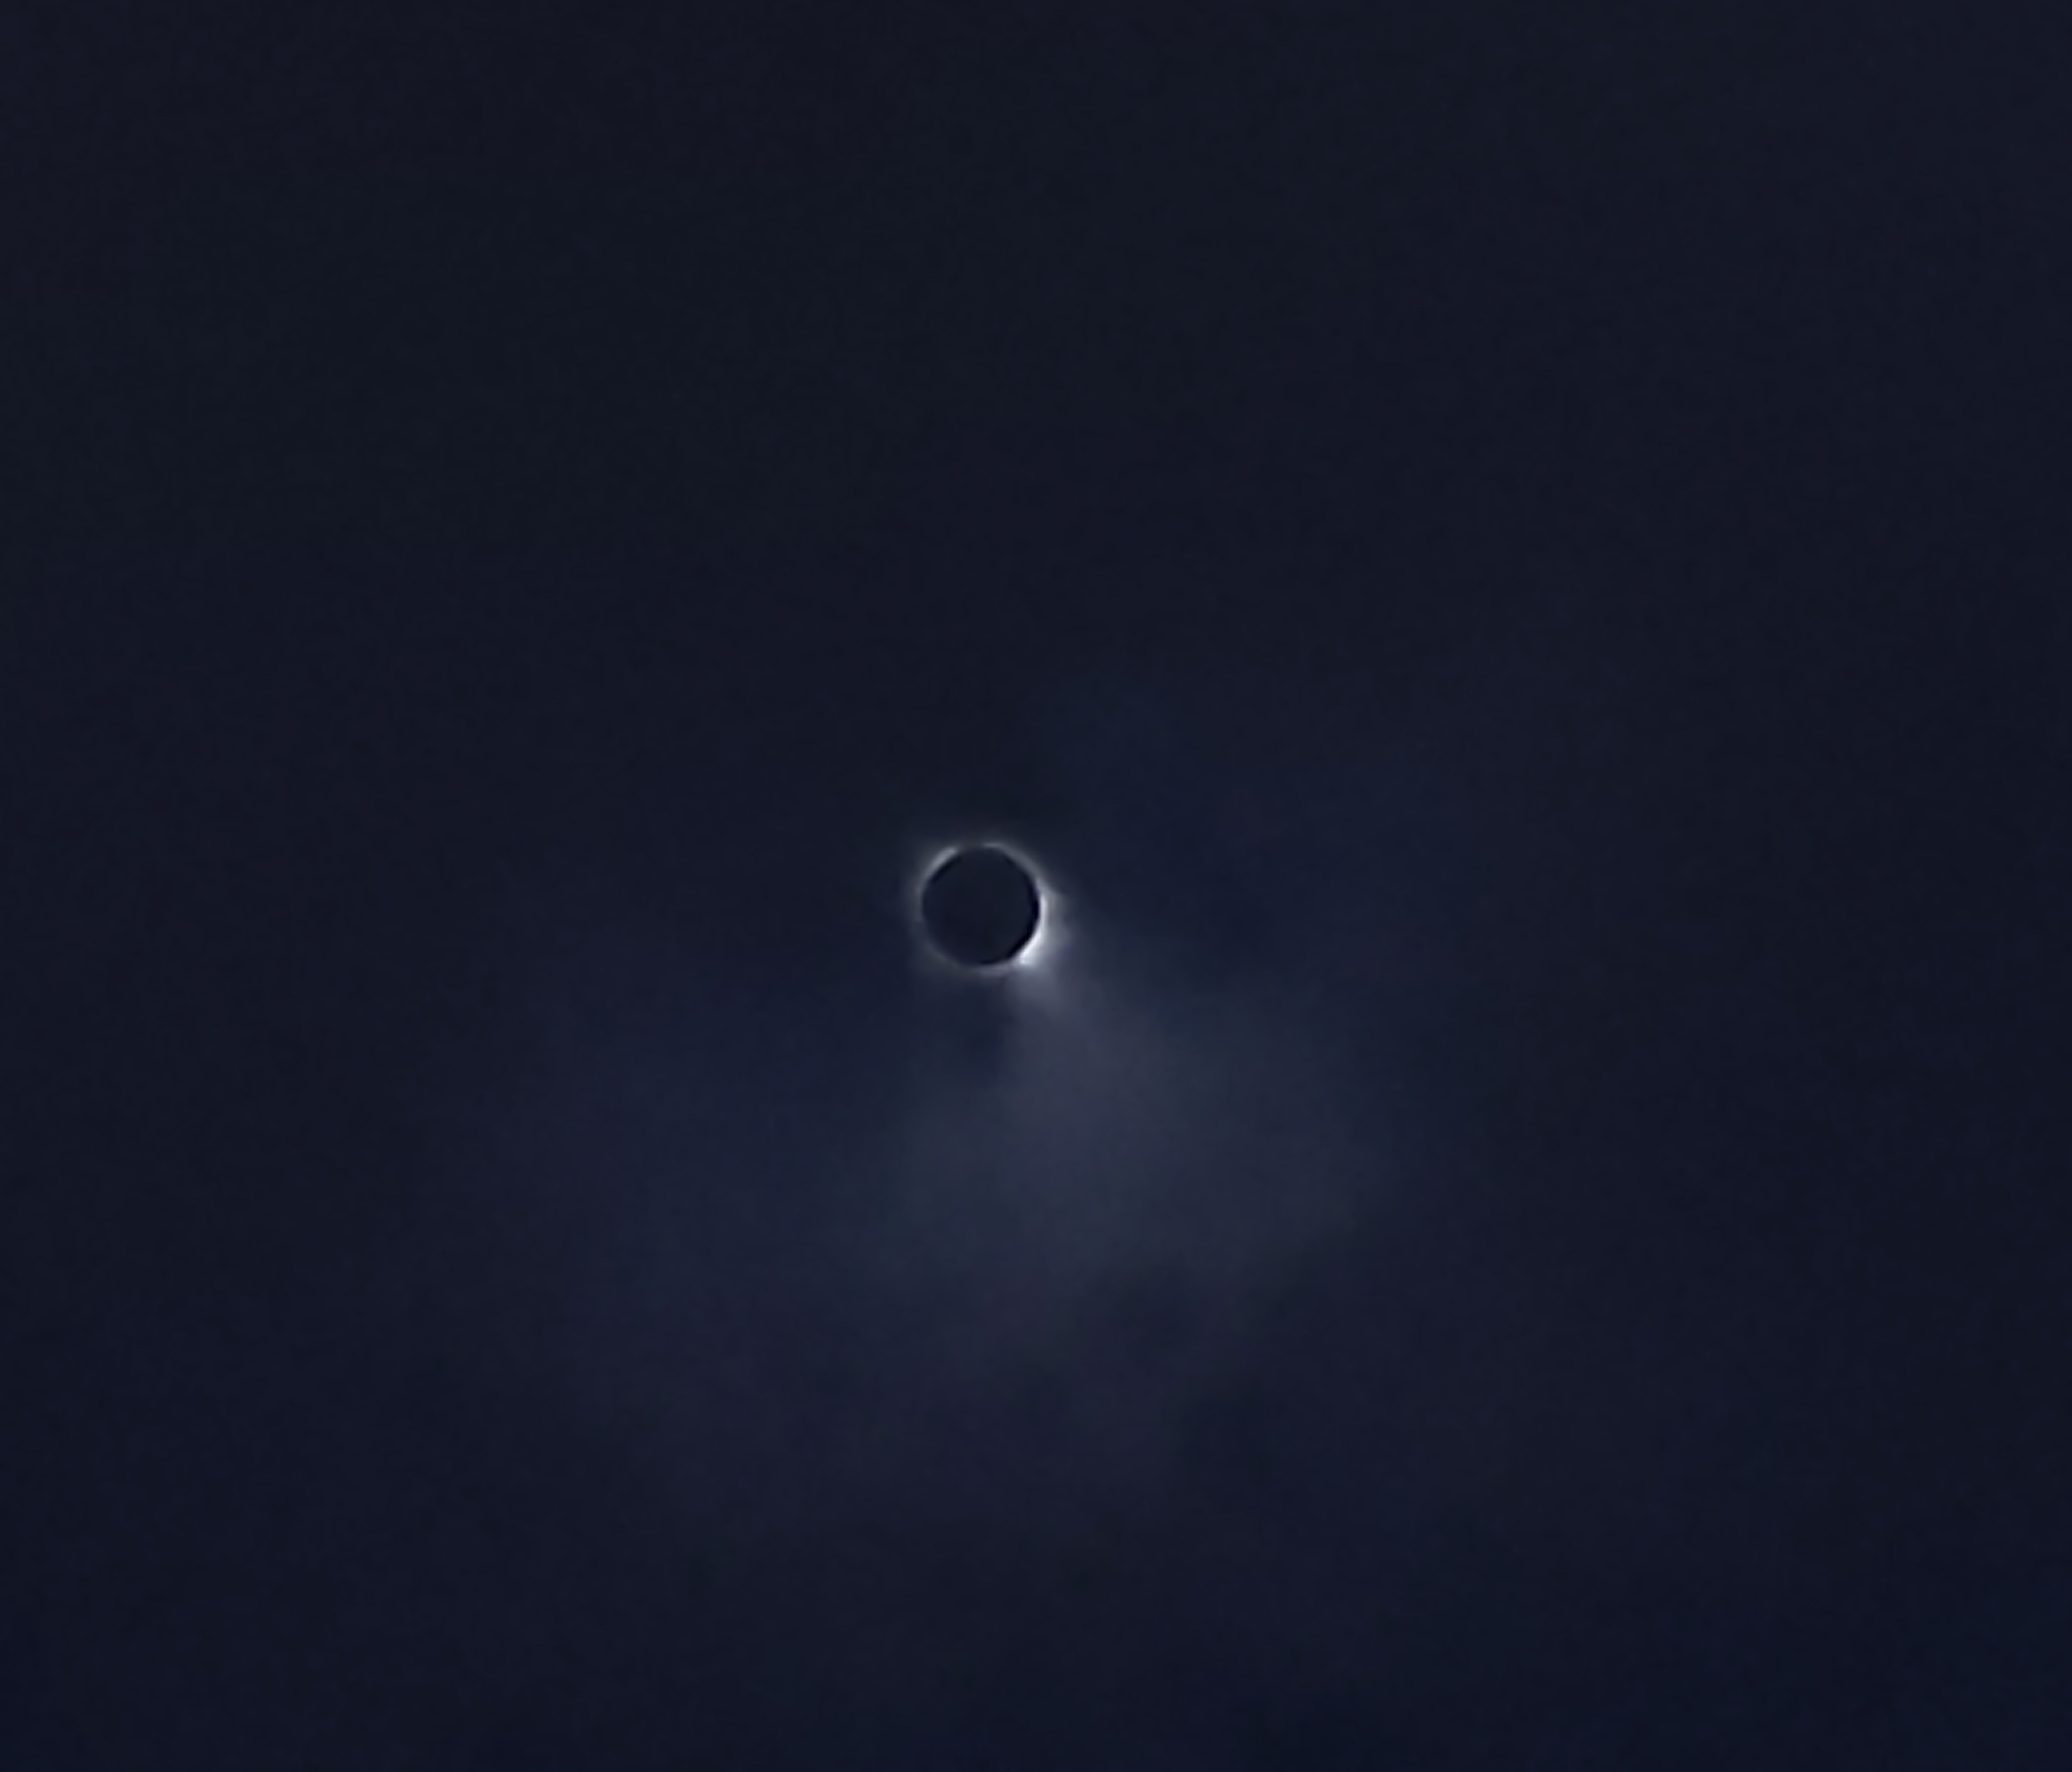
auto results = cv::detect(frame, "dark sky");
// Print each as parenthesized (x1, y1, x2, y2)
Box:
(6, 5, 2067, 1768)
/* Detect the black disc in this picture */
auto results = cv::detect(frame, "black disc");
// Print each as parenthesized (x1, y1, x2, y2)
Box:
(919, 845, 1042, 968)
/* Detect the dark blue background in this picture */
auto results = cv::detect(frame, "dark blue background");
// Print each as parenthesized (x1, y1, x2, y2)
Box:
(6, 4, 2066, 1766)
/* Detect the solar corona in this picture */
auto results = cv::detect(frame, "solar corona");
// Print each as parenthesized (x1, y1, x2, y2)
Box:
(910, 840, 1063, 978)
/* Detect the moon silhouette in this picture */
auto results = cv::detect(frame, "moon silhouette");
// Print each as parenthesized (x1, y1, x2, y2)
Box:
(918, 844, 1044, 969)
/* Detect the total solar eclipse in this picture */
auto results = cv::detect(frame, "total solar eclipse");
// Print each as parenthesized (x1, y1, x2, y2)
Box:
(917, 843, 1046, 970)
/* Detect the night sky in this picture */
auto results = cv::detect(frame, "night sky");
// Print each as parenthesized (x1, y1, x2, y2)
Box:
(6, 5, 2067, 1767)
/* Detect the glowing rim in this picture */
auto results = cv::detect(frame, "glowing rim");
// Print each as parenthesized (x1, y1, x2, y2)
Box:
(908, 838, 1069, 981)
